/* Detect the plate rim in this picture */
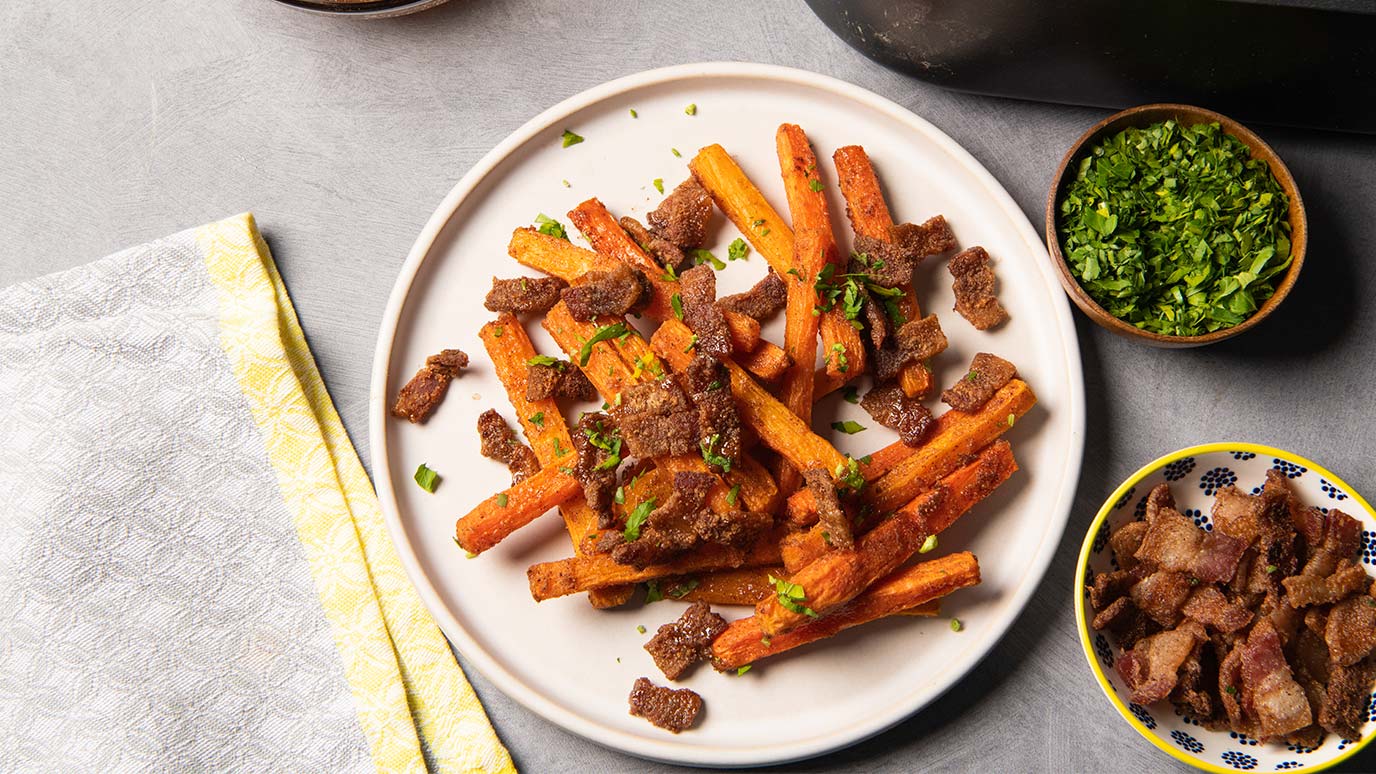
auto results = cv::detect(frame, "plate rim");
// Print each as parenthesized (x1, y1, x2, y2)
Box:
(1072, 441, 1376, 774)
(368, 61, 1087, 767)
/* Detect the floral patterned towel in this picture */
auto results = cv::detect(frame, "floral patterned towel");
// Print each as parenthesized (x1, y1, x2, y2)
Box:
(0, 213, 513, 773)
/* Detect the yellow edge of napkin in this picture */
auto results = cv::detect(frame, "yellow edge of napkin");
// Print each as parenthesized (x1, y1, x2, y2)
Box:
(195, 213, 515, 774)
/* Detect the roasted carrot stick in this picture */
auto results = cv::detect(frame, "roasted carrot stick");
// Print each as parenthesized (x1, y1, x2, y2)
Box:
(711, 552, 980, 669)
(688, 144, 795, 274)
(834, 145, 930, 397)
(506, 226, 598, 281)
(650, 319, 849, 483)
(541, 302, 641, 401)
(526, 536, 784, 602)
(756, 442, 1015, 635)
(737, 339, 792, 382)
(783, 378, 1036, 525)
(781, 439, 1016, 573)
(455, 465, 581, 555)
(479, 316, 629, 607)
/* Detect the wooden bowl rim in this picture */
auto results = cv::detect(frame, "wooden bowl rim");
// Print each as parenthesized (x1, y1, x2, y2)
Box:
(1044, 103, 1308, 348)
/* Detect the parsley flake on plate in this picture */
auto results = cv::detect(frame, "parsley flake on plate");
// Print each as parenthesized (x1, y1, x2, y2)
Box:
(560, 129, 584, 148)
(413, 463, 440, 493)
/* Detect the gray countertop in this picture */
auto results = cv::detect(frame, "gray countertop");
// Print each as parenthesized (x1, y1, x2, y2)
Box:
(4, 1, 1375, 771)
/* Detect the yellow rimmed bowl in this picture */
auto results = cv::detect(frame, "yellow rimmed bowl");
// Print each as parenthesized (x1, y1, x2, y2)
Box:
(1074, 443, 1376, 773)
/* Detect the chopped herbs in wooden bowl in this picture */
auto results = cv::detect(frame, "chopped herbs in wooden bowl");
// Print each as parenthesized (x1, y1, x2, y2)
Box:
(1045, 105, 1306, 347)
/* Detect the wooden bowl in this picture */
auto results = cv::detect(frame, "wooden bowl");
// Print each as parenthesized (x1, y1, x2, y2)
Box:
(1044, 104, 1307, 348)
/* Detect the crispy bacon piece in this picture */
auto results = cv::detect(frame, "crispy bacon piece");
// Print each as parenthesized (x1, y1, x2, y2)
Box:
(1321, 659, 1376, 739)
(1181, 586, 1253, 633)
(1117, 620, 1207, 705)
(610, 471, 714, 569)
(1284, 559, 1370, 608)
(648, 177, 713, 248)
(802, 466, 852, 550)
(850, 216, 956, 288)
(1218, 643, 1247, 731)
(680, 354, 741, 473)
(571, 412, 619, 527)
(1130, 570, 1193, 628)
(860, 383, 936, 448)
(1324, 590, 1376, 667)
(679, 264, 732, 358)
(390, 348, 468, 424)
(644, 601, 727, 681)
(947, 245, 1008, 330)
(613, 379, 699, 459)
(1089, 569, 1136, 612)
(941, 353, 1017, 412)
(628, 677, 702, 733)
(476, 409, 540, 483)
(484, 276, 567, 314)
(717, 270, 787, 320)
(561, 264, 648, 321)
(1240, 619, 1312, 740)
(619, 215, 686, 271)
(894, 314, 948, 362)
(1301, 507, 1363, 579)
(1133, 505, 1248, 583)
(525, 360, 597, 402)
(1109, 520, 1149, 572)
(1092, 596, 1159, 650)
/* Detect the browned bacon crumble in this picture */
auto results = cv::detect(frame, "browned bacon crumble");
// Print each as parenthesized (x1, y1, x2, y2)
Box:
(390, 349, 468, 424)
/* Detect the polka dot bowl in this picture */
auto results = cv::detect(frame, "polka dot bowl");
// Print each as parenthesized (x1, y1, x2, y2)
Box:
(1075, 443, 1376, 772)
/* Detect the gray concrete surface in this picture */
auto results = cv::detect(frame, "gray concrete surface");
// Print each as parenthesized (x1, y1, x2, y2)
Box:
(4, 1, 1375, 771)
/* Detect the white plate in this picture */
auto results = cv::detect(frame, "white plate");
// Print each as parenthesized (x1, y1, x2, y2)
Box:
(369, 62, 1086, 767)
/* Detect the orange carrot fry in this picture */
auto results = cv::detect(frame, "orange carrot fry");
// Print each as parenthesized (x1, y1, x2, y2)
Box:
(526, 537, 783, 601)
(507, 226, 598, 281)
(541, 302, 641, 401)
(710, 552, 980, 669)
(737, 339, 792, 383)
(782, 439, 1016, 573)
(688, 144, 795, 274)
(455, 465, 581, 555)
(783, 378, 1036, 525)
(674, 566, 779, 606)
(724, 310, 763, 353)
(479, 317, 629, 607)
(651, 319, 849, 483)
(834, 145, 930, 396)
(756, 443, 1015, 635)
(773, 124, 834, 495)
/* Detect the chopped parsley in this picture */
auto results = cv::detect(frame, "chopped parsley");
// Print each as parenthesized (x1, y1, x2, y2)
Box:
(683, 333, 698, 353)
(919, 534, 938, 554)
(858, 454, 872, 465)
(560, 129, 584, 148)
(653, 178, 664, 194)
(700, 433, 733, 472)
(644, 580, 664, 603)
(751, 218, 766, 228)
(671, 147, 682, 158)
(578, 322, 632, 366)
(623, 498, 657, 541)
(614, 486, 625, 505)
(831, 420, 866, 435)
(1265, 564, 1278, 574)
(413, 463, 440, 493)
(561, 179, 570, 188)
(725, 483, 741, 507)
(629, 108, 638, 118)
(529, 411, 545, 428)
(671, 293, 684, 320)
(691, 248, 726, 270)
(966, 369, 981, 383)
(636, 624, 647, 634)
(828, 343, 850, 373)
(949, 618, 963, 632)
(552, 438, 568, 457)
(842, 386, 860, 404)
(534, 213, 568, 240)
(584, 422, 623, 471)
(496, 493, 508, 507)
(834, 456, 865, 493)
(1058, 119, 1291, 337)
(808, 179, 824, 193)
(727, 238, 750, 261)
(491, 325, 505, 338)
(1008, 413, 1016, 427)
(736, 665, 752, 676)
(768, 574, 819, 618)
(684, 103, 697, 116)
(526, 354, 565, 369)
(661, 263, 679, 282)
(667, 579, 699, 598)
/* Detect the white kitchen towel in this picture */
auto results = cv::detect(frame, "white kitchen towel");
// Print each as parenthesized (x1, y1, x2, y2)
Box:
(0, 214, 513, 773)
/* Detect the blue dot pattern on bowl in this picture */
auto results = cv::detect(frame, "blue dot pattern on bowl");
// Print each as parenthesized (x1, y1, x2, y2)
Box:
(1275, 762, 1302, 771)
(1222, 751, 1258, 770)
(1230, 451, 1257, 460)
(1319, 478, 1349, 501)
(1362, 531, 1375, 567)
(1367, 690, 1376, 723)
(1134, 494, 1150, 519)
(1184, 507, 1212, 531)
(1286, 740, 1318, 755)
(1338, 738, 1355, 751)
(1272, 458, 1307, 479)
(1094, 634, 1114, 668)
(1164, 457, 1197, 481)
(1171, 730, 1205, 754)
(1092, 520, 1110, 553)
(1200, 467, 1239, 496)
(1230, 731, 1259, 747)
(1129, 703, 1156, 729)
(1114, 485, 1137, 510)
